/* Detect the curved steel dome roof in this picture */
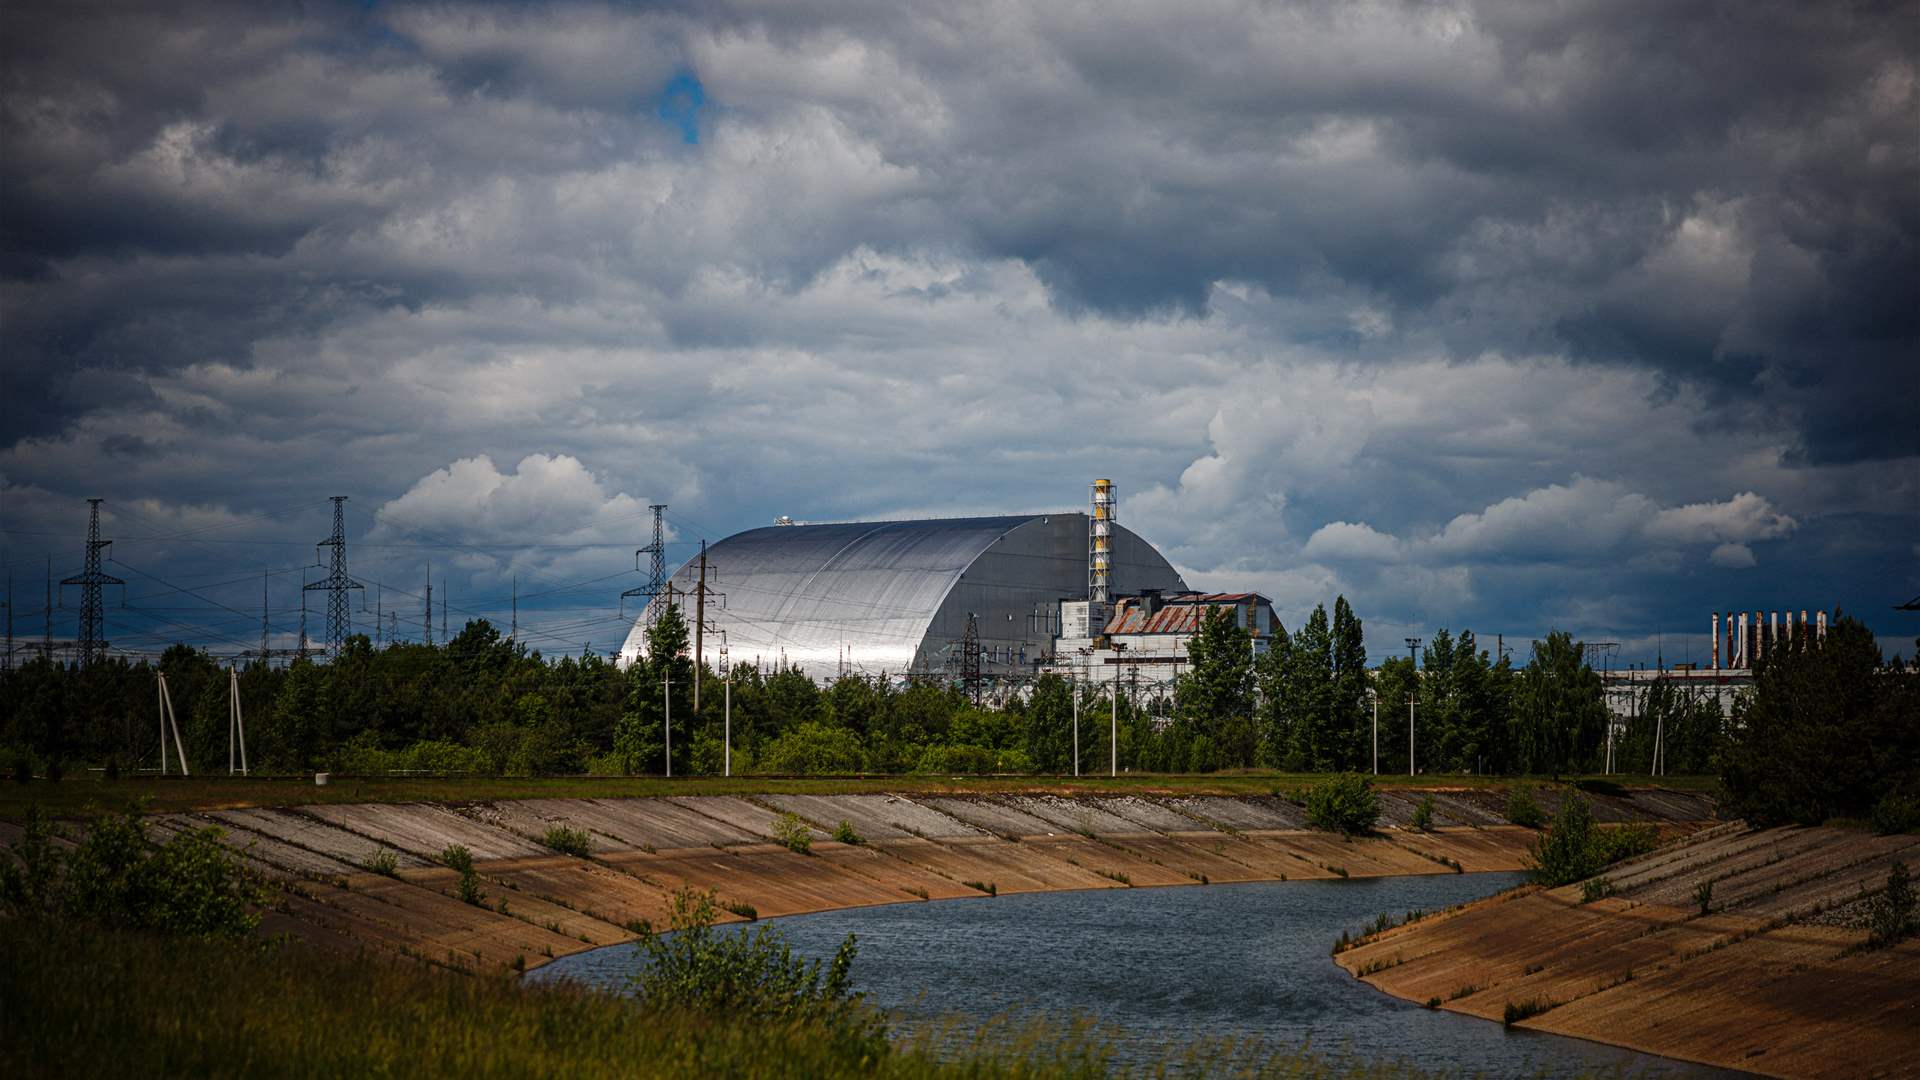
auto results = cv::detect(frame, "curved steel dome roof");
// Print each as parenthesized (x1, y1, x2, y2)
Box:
(618, 513, 1187, 680)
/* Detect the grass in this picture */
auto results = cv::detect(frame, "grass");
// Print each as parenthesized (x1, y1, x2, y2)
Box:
(0, 919, 1484, 1079)
(541, 825, 593, 857)
(0, 771, 1721, 820)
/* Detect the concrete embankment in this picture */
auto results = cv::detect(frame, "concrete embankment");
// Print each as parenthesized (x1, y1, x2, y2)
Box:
(50, 785, 1705, 975)
(1333, 822, 1920, 1080)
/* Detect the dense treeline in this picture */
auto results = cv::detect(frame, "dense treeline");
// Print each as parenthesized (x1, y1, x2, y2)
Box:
(5, 598, 1903, 784)
(1719, 616, 1919, 828)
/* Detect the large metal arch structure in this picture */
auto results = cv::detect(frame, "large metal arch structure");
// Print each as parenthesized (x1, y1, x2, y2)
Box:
(617, 513, 1187, 682)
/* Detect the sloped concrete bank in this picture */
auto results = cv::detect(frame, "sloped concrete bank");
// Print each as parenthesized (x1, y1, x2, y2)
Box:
(1333, 823, 1920, 1080)
(98, 787, 1707, 974)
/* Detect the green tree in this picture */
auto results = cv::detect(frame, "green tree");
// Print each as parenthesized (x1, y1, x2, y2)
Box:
(1177, 607, 1255, 768)
(1721, 615, 1919, 826)
(1329, 597, 1370, 770)
(1022, 673, 1075, 772)
(1511, 631, 1607, 776)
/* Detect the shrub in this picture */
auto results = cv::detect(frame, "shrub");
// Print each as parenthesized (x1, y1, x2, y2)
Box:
(962, 880, 997, 896)
(1867, 862, 1914, 948)
(756, 723, 868, 775)
(1303, 773, 1381, 836)
(1505, 785, 1545, 828)
(1581, 877, 1617, 904)
(45, 760, 63, 783)
(103, 755, 121, 781)
(722, 900, 759, 921)
(1693, 879, 1713, 916)
(441, 844, 485, 906)
(1409, 795, 1435, 831)
(11, 749, 31, 784)
(628, 887, 884, 1058)
(1594, 822, 1658, 865)
(1503, 998, 1552, 1027)
(831, 820, 861, 845)
(0, 805, 265, 938)
(1529, 796, 1661, 887)
(364, 849, 399, 877)
(542, 826, 593, 857)
(772, 812, 812, 855)
(1871, 793, 1919, 835)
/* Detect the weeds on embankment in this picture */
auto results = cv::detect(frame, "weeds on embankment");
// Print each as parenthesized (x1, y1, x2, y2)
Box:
(3, 919, 1510, 1079)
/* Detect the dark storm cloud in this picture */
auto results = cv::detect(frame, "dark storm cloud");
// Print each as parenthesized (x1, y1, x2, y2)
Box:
(1, 0, 1915, 661)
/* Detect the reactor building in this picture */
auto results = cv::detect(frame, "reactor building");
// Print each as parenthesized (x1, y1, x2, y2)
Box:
(618, 481, 1219, 684)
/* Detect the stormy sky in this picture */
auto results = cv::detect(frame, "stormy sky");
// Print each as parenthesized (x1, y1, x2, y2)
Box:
(2, 0, 1916, 666)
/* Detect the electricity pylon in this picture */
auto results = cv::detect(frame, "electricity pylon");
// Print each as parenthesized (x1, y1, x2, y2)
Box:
(303, 496, 363, 656)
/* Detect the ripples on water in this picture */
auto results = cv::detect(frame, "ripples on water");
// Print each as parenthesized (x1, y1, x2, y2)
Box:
(530, 871, 1748, 1078)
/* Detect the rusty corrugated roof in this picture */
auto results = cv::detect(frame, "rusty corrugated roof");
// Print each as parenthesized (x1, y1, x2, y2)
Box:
(1102, 592, 1266, 635)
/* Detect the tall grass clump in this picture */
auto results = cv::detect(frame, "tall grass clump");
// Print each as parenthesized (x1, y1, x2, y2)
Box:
(1867, 862, 1913, 947)
(1505, 785, 1545, 828)
(773, 812, 812, 854)
(832, 820, 862, 845)
(1409, 795, 1435, 831)
(0, 804, 265, 938)
(1301, 773, 1380, 836)
(630, 887, 884, 1059)
(441, 844, 486, 906)
(542, 825, 593, 857)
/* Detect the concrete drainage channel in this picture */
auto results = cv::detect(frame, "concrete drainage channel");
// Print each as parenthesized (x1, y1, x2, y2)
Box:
(125, 788, 1721, 974)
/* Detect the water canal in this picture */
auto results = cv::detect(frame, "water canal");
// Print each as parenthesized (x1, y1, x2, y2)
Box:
(531, 871, 1745, 1077)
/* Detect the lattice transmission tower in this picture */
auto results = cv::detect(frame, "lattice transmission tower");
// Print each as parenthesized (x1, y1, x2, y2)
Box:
(303, 496, 363, 656)
(60, 498, 123, 665)
(621, 504, 669, 627)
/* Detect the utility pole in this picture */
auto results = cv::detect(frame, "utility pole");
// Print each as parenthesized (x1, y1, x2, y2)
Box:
(722, 646, 732, 777)
(1072, 671, 1080, 778)
(43, 556, 51, 659)
(1372, 694, 1379, 775)
(423, 566, 433, 646)
(687, 542, 720, 711)
(228, 667, 249, 775)
(510, 574, 518, 640)
(962, 613, 981, 705)
(1111, 641, 1126, 777)
(1405, 637, 1421, 777)
(303, 496, 362, 656)
(374, 584, 383, 648)
(258, 572, 271, 666)
(156, 671, 188, 775)
(663, 664, 672, 779)
(61, 498, 124, 665)
(3, 568, 12, 670)
(441, 577, 448, 642)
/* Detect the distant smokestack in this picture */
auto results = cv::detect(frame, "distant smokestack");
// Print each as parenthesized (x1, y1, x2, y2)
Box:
(1089, 479, 1114, 604)
(1800, 609, 1809, 642)
(1817, 610, 1827, 641)
(1738, 612, 1749, 668)
(1712, 612, 1720, 671)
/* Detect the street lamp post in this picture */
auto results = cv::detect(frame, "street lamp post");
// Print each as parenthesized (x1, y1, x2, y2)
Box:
(1405, 637, 1422, 777)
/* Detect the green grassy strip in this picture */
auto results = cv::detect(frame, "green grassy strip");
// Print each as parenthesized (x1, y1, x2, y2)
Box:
(0, 919, 1480, 1079)
(0, 771, 1718, 820)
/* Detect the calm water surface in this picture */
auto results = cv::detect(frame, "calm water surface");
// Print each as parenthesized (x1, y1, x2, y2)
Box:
(531, 872, 1746, 1077)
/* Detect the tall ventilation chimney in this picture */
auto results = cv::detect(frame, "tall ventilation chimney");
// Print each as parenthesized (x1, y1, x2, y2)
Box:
(1089, 479, 1114, 604)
